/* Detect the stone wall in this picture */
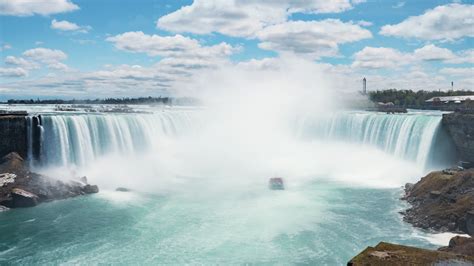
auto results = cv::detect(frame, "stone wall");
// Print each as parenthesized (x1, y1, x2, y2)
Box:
(442, 112, 474, 166)
(0, 115, 27, 159)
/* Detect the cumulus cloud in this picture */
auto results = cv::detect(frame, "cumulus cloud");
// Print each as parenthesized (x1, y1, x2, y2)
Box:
(392, 2, 405, 9)
(0, 63, 180, 97)
(0, 0, 79, 16)
(0, 44, 12, 51)
(4, 56, 39, 70)
(0, 67, 28, 77)
(106, 31, 236, 59)
(440, 67, 474, 77)
(445, 49, 474, 64)
(23, 48, 67, 64)
(380, 4, 474, 41)
(352, 47, 412, 69)
(51, 19, 91, 33)
(413, 44, 456, 61)
(157, 0, 366, 37)
(353, 44, 474, 69)
(256, 19, 372, 59)
(22, 47, 70, 71)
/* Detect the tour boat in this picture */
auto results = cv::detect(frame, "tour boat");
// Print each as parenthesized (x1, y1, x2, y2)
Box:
(269, 177, 284, 190)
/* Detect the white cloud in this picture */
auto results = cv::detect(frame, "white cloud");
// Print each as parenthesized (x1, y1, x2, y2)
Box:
(47, 62, 70, 71)
(352, 47, 412, 69)
(0, 67, 28, 77)
(440, 67, 474, 76)
(413, 44, 456, 61)
(157, 1, 285, 38)
(353, 44, 474, 69)
(446, 49, 474, 64)
(51, 19, 91, 33)
(0, 44, 12, 51)
(73, 39, 96, 45)
(380, 4, 474, 41)
(23, 48, 67, 64)
(256, 19, 372, 59)
(392, 2, 405, 8)
(4, 56, 39, 69)
(106, 31, 236, 59)
(22, 47, 70, 71)
(157, 0, 366, 38)
(0, 0, 79, 16)
(356, 20, 373, 27)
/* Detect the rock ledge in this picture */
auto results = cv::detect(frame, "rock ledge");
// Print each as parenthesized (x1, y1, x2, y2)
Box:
(0, 152, 99, 210)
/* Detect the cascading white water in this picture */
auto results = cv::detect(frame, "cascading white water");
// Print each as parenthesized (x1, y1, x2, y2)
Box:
(296, 111, 442, 167)
(35, 110, 197, 167)
(33, 109, 443, 169)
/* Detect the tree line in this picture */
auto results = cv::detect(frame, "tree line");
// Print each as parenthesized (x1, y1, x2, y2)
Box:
(4, 96, 171, 105)
(369, 89, 474, 107)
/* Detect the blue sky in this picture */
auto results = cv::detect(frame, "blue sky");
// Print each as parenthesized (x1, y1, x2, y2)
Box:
(0, 0, 473, 100)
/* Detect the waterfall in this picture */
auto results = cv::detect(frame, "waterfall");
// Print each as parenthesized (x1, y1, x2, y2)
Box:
(34, 110, 196, 167)
(295, 111, 443, 166)
(30, 110, 444, 168)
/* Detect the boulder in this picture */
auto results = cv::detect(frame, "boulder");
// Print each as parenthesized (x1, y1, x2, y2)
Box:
(430, 190, 441, 199)
(10, 188, 39, 207)
(83, 184, 99, 194)
(438, 236, 474, 256)
(0, 205, 9, 212)
(79, 176, 88, 184)
(0, 152, 27, 174)
(0, 173, 16, 187)
(404, 183, 414, 192)
(115, 187, 131, 192)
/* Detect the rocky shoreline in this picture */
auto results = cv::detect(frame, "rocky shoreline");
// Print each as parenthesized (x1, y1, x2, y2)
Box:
(402, 168, 474, 236)
(348, 167, 474, 265)
(0, 152, 98, 211)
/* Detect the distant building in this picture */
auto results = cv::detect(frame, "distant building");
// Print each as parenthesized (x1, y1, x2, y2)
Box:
(362, 77, 367, 95)
(426, 95, 474, 104)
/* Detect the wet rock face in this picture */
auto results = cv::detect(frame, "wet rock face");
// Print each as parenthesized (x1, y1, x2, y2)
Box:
(0, 152, 99, 209)
(10, 188, 39, 207)
(83, 184, 99, 194)
(438, 236, 474, 256)
(467, 211, 474, 236)
(442, 112, 474, 166)
(0, 116, 27, 159)
(402, 168, 474, 236)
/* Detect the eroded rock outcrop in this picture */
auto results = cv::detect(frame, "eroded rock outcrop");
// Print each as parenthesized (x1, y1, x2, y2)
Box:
(401, 168, 474, 235)
(0, 115, 27, 159)
(443, 112, 474, 167)
(348, 240, 474, 265)
(438, 236, 474, 256)
(0, 152, 99, 210)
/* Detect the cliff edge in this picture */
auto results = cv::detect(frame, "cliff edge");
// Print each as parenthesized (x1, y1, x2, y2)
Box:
(348, 240, 474, 266)
(443, 112, 474, 166)
(401, 168, 474, 236)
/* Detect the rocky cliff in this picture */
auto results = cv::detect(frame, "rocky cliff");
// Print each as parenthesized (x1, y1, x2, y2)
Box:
(443, 112, 474, 166)
(0, 115, 27, 159)
(402, 168, 474, 236)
